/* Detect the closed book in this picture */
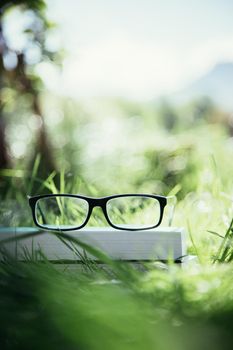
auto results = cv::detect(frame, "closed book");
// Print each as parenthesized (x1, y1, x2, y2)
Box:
(0, 227, 186, 262)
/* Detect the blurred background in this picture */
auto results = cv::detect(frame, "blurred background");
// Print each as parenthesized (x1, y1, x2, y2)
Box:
(2, 4, 233, 348)
(1, 0, 233, 204)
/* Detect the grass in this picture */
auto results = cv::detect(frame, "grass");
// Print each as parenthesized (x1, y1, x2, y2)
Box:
(1, 182, 233, 350)
(1, 117, 233, 349)
(1, 232, 233, 350)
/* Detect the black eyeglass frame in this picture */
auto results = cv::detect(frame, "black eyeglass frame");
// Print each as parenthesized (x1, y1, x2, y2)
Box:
(28, 193, 168, 232)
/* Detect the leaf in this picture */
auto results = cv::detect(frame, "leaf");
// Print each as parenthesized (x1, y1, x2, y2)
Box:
(207, 230, 224, 239)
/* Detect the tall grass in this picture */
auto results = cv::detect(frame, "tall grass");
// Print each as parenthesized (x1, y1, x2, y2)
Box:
(1, 108, 233, 348)
(1, 230, 233, 350)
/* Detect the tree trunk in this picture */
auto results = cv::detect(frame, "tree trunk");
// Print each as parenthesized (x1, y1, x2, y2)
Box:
(0, 15, 10, 169)
(31, 91, 57, 177)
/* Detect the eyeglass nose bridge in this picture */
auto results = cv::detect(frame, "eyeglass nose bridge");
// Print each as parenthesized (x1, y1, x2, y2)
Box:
(89, 198, 106, 209)
(87, 198, 109, 223)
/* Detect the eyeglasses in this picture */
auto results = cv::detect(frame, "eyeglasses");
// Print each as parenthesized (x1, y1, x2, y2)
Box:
(28, 194, 170, 231)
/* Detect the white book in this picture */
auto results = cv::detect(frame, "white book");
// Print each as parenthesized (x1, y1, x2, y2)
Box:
(0, 226, 186, 262)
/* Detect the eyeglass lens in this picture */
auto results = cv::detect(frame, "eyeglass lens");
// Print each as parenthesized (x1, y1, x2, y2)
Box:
(106, 196, 161, 229)
(35, 196, 89, 230)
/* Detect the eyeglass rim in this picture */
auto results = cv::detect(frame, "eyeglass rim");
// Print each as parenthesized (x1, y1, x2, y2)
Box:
(28, 193, 168, 232)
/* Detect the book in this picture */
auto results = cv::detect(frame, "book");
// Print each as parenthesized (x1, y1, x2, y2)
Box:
(0, 226, 186, 262)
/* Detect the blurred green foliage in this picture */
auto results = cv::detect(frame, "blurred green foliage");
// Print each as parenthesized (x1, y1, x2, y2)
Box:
(0, 0, 63, 186)
(1, 2, 233, 350)
(0, 237, 233, 350)
(1, 1, 232, 201)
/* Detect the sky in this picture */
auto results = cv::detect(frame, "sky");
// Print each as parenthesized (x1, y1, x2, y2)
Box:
(43, 0, 233, 100)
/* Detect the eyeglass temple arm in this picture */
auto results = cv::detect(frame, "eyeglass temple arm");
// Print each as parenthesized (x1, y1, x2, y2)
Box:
(166, 195, 177, 227)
